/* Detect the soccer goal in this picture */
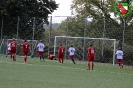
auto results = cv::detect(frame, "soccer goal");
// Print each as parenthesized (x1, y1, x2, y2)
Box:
(54, 36, 116, 65)
(0, 39, 38, 57)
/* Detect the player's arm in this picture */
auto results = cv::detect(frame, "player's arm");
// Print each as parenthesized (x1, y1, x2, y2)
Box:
(16, 43, 18, 49)
(115, 51, 118, 55)
(43, 45, 45, 52)
(74, 48, 76, 52)
(21, 43, 23, 49)
(58, 47, 60, 53)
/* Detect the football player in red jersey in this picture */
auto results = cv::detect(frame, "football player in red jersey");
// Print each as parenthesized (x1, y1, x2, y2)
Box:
(10, 38, 17, 61)
(58, 44, 65, 64)
(87, 44, 95, 70)
(21, 39, 30, 64)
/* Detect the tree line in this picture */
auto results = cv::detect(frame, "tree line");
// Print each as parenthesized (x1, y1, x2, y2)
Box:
(0, 0, 133, 65)
(0, 0, 58, 40)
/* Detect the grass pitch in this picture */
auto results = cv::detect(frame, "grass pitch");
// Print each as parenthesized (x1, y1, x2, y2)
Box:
(0, 55, 133, 88)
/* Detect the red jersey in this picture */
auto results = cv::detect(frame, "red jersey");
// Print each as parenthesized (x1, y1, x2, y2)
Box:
(58, 46, 65, 54)
(22, 42, 30, 52)
(10, 41, 17, 50)
(88, 47, 95, 57)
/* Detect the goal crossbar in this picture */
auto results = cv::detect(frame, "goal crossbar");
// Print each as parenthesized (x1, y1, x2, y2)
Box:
(54, 36, 116, 41)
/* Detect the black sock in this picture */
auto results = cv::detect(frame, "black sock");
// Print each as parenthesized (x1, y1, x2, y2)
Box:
(42, 55, 45, 61)
(40, 56, 42, 60)
(42, 55, 44, 59)
(11, 54, 12, 58)
(72, 59, 75, 64)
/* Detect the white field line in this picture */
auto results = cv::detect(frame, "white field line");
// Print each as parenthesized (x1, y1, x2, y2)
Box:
(3, 55, 132, 69)
(0, 61, 133, 76)
(65, 60, 133, 70)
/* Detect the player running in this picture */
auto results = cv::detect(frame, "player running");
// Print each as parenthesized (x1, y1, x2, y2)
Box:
(68, 45, 76, 64)
(58, 44, 65, 64)
(87, 44, 95, 70)
(37, 40, 45, 62)
(21, 39, 30, 64)
(10, 38, 17, 61)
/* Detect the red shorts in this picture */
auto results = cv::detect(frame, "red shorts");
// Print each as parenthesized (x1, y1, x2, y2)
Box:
(69, 55, 74, 59)
(8, 50, 11, 53)
(38, 51, 44, 55)
(117, 59, 123, 63)
(88, 56, 94, 62)
(23, 51, 28, 56)
(10, 49, 16, 54)
(58, 53, 64, 59)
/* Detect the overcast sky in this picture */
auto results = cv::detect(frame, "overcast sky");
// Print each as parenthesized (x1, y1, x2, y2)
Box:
(51, 0, 73, 16)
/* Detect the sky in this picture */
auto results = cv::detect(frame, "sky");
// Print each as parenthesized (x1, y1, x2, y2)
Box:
(51, 0, 73, 16)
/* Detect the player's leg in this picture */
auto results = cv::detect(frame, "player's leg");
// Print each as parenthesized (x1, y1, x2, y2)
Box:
(6, 50, 10, 57)
(87, 57, 91, 70)
(58, 54, 61, 63)
(39, 55, 42, 61)
(117, 59, 121, 69)
(12, 53, 16, 61)
(91, 56, 94, 70)
(59, 58, 61, 64)
(38, 51, 42, 61)
(42, 52, 45, 62)
(72, 55, 76, 64)
(12, 53, 15, 61)
(120, 59, 124, 68)
(6, 53, 8, 57)
(11, 50, 15, 61)
(6, 50, 9, 57)
(13, 49, 16, 61)
(24, 55, 26, 64)
(42, 55, 44, 62)
(87, 61, 91, 70)
(14, 53, 16, 61)
(24, 51, 28, 64)
(61, 54, 64, 64)
(10, 52, 12, 59)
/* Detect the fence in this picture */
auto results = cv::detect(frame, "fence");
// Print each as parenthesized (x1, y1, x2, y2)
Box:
(0, 16, 133, 65)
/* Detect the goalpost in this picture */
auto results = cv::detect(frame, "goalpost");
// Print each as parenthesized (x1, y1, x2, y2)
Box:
(54, 36, 116, 65)
(0, 39, 38, 57)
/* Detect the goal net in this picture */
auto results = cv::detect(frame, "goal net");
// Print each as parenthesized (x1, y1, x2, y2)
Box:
(0, 39, 38, 57)
(54, 36, 116, 65)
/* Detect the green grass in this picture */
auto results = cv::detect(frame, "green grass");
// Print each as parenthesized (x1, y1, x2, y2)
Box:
(0, 55, 133, 88)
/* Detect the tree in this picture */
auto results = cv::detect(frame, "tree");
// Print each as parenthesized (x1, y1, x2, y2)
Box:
(70, 0, 133, 65)
(0, 0, 58, 39)
(71, 0, 133, 42)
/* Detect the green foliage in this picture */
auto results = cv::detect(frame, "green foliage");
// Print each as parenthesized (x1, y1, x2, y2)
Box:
(0, 17, 46, 40)
(122, 44, 133, 66)
(0, 0, 58, 18)
(70, 0, 133, 39)
(0, 0, 58, 39)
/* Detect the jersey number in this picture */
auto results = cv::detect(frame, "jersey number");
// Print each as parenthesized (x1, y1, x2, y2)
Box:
(25, 45, 28, 48)
(61, 49, 64, 52)
(91, 50, 94, 53)
(11, 44, 15, 47)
